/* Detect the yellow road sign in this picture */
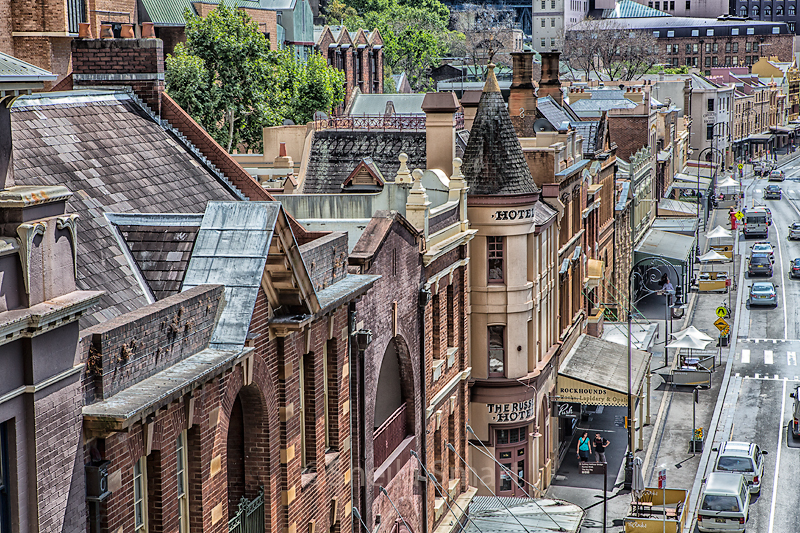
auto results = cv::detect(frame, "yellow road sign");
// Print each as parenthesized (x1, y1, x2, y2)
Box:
(714, 317, 729, 331)
(715, 306, 729, 318)
(735, 211, 744, 221)
(738, 163, 744, 170)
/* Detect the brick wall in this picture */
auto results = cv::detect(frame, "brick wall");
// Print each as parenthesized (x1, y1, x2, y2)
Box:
(72, 37, 165, 114)
(608, 115, 648, 162)
(660, 33, 794, 68)
(82, 284, 223, 400)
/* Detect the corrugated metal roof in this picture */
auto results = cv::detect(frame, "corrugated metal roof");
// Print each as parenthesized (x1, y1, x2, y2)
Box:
(465, 496, 584, 533)
(0, 51, 56, 82)
(140, 0, 266, 26)
(602, 0, 670, 18)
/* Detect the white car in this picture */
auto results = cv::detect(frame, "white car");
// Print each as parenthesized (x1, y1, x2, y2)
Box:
(751, 241, 774, 259)
(697, 472, 751, 533)
(712, 441, 766, 493)
(789, 222, 800, 240)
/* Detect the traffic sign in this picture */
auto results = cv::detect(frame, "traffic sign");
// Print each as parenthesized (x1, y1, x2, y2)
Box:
(579, 462, 607, 475)
(658, 466, 667, 489)
(715, 306, 729, 318)
(735, 211, 744, 221)
(738, 163, 744, 170)
(714, 317, 729, 331)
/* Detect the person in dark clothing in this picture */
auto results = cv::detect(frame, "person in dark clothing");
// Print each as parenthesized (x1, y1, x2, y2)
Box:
(594, 434, 610, 463)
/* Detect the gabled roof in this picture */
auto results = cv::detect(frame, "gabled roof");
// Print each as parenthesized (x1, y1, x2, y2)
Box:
(350, 211, 421, 269)
(182, 202, 319, 349)
(11, 91, 238, 326)
(140, 0, 265, 26)
(461, 65, 539, 197)
(341, 158, 385, 190)
(0, 51, 57, 83)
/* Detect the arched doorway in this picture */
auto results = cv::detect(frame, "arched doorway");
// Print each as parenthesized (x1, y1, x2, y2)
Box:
(226, 384, 269, 522)
(373, 337, 415, 469)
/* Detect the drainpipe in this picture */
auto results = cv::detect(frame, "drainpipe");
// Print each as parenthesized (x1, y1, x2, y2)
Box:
(349, 302, 366, 532)
(419, 287, 431, 533)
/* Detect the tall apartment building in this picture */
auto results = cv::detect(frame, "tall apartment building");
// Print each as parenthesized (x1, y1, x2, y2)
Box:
(731, 0, 800, 33)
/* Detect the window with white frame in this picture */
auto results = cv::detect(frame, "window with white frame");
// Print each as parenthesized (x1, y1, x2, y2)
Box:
(667, 30, 674, 37)
(692, 29, 699, 36)
(176, 432, 189, 533)
(773, 26, 780, 34)
(707, 29, 714, 36)
(747, 27, 755, 34)
(732, 28, 739, 35)
(134, 457, 147, 532)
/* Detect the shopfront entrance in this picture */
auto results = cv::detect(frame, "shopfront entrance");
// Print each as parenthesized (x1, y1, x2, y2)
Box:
(495, 427, 528, 497)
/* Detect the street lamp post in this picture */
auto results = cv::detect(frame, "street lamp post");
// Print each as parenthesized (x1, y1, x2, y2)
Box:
(624, 257, 686, 489)
(696, 145, 724, 242)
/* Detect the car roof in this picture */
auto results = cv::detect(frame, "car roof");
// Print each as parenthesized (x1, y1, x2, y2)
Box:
(705, 472, 745, 493)
(750, 252, 771, 258)
(720, 442, 755, 456)
(794, 258, 800, 263)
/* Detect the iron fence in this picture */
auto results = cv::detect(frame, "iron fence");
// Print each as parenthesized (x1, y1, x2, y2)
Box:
(228, 487, 265, 533)
(314, 111, 465, 132)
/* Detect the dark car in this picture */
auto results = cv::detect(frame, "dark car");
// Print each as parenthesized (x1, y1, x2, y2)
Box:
(764, 185, 782, 199)
(748, 253, 774, 276)
(792, 258, 800, 278)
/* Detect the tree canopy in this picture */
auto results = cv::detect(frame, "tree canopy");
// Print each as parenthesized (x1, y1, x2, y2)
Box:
(165, 4, 345, 153)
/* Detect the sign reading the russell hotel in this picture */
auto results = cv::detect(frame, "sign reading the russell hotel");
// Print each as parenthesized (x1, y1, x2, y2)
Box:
(486, 399, 535, 423)
(491, 208, 538, 221)
(557, 376, 628, 406)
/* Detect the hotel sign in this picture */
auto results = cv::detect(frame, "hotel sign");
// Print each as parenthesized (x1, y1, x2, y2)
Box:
(557, 376, 629, 406)
(486, 399, 536, 423)
(491, 207, 538, 222)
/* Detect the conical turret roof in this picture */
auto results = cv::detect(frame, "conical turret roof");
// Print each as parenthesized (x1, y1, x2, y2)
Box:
(461, 64, 540, 197)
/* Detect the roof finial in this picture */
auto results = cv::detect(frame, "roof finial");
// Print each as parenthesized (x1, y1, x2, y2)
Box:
(483, 63, 501, 94)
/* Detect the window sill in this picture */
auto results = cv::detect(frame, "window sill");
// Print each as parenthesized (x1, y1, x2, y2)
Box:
(325, 451, 340, 468)
(301, 471, 318, 490)
(432, 359, 445, 382)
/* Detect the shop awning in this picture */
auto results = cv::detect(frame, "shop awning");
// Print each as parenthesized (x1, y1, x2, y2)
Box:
(558, 334, 652, 405)
(748, 133, 773, 142)
(634, 228, 695, 265)
(585, 259, 604, 289)
(657, 198, 697, 217)
(673, 174, 712, 190)
(651, 217, 698, 236)
(772, 126, 791, 134)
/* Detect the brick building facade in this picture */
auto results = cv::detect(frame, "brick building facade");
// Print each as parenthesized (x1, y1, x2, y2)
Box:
(315, 25, 384, 105)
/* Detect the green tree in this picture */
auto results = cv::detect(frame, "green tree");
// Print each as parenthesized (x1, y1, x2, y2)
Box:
(166, 4, 345, 153)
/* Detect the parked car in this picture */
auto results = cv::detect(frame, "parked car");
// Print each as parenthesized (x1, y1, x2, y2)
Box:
(747, 253, 774, 276)
(748, 281, 778, 306)
(697, 472, 751, 533)
(791, 258, 800, 278)
(712, 441, 766, 494)
(788, 222, 800, 240)
(769, 169, 785, 181)
(751, 241, 774, 259)
(764, 184, 782, 199)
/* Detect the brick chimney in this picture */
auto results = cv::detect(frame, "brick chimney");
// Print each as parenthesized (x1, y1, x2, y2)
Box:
(421, 92, 460, 176)
(509, 51, 537, 136)
(459, 90, 482, 131)
(71, 37, 165, 115)
(539, 51, 563, 106)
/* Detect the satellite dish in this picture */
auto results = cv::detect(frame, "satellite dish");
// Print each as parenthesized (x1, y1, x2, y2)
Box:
(282, 118, 296, 125)
(312, 111, 328, 120)
(533, 118, 554, 133)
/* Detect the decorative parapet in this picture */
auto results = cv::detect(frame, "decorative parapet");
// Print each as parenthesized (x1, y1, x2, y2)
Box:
(56, 214, 79, 279)
(16, 221, 46, 295)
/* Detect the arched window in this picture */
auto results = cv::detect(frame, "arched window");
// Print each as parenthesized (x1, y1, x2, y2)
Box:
(740, 5, 747, 15)
(790, 4, 796, 15)
(752, 5, 760, 16)
(765, 5, 772, 16)
(777, 5, 784, 15)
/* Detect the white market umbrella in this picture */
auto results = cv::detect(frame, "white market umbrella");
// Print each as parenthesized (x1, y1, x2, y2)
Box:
(671, 325, 714, 342)
(632, 456, 646, 501)
(698, 250, 729, 262)
(668, 335, 711, 350)
(718, 176, 739, 188)
(706, 225, 732, 239)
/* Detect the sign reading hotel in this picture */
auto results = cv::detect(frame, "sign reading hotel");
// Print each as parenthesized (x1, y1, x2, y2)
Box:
(557, 376, 629, 406)
(491, 208, 538, 222)
(486, 399, 535, 423)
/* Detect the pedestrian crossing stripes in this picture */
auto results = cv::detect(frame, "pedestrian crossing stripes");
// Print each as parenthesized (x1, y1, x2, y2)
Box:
(736, 348, 798, 365)
(735, 373, 800, 381)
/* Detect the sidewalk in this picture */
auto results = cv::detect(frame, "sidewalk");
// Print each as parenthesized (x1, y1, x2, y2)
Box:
(546, 204, 741, 531)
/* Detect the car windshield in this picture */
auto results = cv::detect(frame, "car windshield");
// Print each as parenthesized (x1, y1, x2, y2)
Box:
(701, 495, 740, 512)
(794, 259, 800, 266)
(754, 244, 771, 251)
(717, 457, 754, 472)
(793, 224, 800, 229)
(750, 256, 770, 265)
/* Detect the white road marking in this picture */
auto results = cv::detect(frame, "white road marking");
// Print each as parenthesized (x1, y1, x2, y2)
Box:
(755, 373, 761, 379)
(774, 223, 789, 340)
(775, 374, 780, 380)
(736, 372, 741, 377)
(756, 189, 763, 193)
(765, 350, 774, 364)
(789, 351, 797, 366)
(742, 349, 751, 363)
(767, 378, 787, 533)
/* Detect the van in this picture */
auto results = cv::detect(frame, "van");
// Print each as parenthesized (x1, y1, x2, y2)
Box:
(790, 385, 800, 438)
(697, 472, 750, 532)
(743, 207, 770, 237)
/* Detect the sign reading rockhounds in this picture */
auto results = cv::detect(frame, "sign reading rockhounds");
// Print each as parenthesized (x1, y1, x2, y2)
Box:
(557, 376, 629, 406)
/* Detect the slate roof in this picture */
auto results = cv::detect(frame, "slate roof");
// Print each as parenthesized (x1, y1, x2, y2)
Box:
(461, 66, 540, 197)
(302, 130, 426, 194)
(537, 95, 581, 128)
(572, 121, 600, 156)
(570, 92, 637, 117)
(11, 91, 238, 326)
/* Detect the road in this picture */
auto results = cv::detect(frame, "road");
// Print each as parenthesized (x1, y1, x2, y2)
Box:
(708, 159, 800, 532)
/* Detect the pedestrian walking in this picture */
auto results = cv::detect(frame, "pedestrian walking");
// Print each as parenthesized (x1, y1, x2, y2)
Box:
(594, 433, 610, 463)
(577, 431, 591, 462)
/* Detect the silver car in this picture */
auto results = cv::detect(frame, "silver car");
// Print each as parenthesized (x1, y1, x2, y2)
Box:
(789, 222, 800, 240)
(749, 281, 777, 307)
(712, 441, 766, 494)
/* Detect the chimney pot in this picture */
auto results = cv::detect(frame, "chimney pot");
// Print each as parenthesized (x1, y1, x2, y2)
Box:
(279, 142, 287, 157)
(142, 22, 156, 39)
(78, 22, 92, 39)
(120, 24, 134, 38)
(99, 24, 114, 39)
